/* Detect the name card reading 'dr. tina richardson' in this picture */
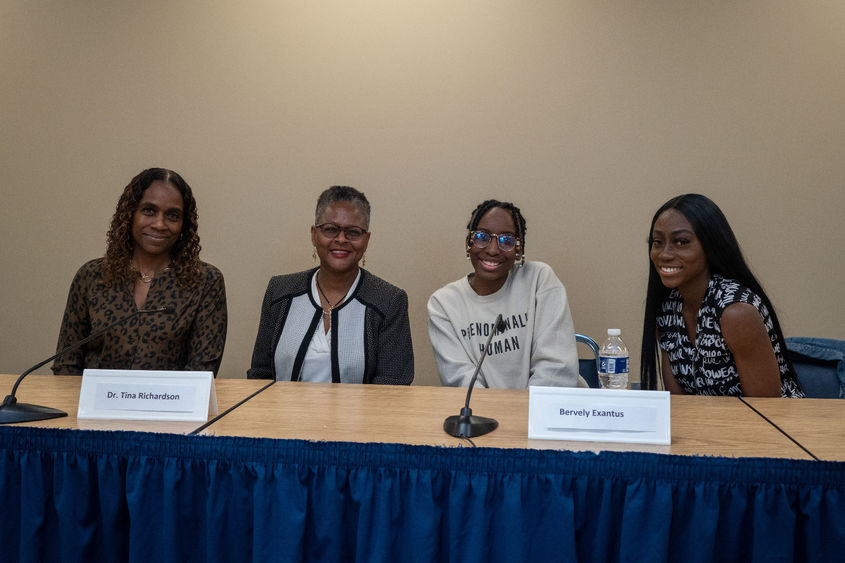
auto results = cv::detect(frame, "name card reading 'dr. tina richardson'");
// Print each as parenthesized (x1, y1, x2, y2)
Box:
(78, 369, 218, 422)
(528, 386, 670, 445)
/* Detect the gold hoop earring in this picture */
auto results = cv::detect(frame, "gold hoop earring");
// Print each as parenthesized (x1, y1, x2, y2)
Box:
(362, 255, 366, 268)
(312, 248, 317, 263)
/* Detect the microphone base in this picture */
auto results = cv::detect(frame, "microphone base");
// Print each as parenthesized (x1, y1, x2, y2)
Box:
(443, 414, 498, 438)
(0, 396, 68, 425)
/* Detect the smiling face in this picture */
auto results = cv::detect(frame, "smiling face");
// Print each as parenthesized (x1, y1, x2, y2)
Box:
(131, 180, 184, 264)
(311, 201, 370, 277)
(467, 206, 519, 295)
(649, 208, 711, 295)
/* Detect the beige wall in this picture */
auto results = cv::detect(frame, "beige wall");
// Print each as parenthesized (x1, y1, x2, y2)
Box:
(1, 1, 843, 385)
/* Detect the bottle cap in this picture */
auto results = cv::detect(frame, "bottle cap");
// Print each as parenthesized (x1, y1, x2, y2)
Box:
(607, 328, 621, 336)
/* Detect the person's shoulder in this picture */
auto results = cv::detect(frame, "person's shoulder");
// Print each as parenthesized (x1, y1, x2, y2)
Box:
(355, 270, 409, 318)
(63, 259, 106, 298)
(720, 301, 768, 350)
(264, 269, 314, 297)
(526, 260, 551, 271)
(359, 270, 407, 299)
(721, 301, 762, 326)
(79, 257, 104, 271)
(73, 258, 105, 280)
(198, 261, 224, 282)
(712, 274, 741, 290)
(83, 257, 104, 266)
(520, 261, 563, 287)
(711, 274, 756, 308)
(429, 275, 469, 304)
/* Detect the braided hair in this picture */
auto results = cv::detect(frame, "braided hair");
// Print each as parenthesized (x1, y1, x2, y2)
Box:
(466, 199, 527, 266)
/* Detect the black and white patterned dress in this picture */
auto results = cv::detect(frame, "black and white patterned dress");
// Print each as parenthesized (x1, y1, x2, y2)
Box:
(657, 274, 804, 397)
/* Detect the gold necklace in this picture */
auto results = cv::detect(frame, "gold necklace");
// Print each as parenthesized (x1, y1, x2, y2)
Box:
(315, 272, 346, 318)
(132, 263, 171, 284)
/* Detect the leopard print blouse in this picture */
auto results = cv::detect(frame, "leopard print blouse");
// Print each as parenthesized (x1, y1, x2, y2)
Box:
(51, 258, 228, 376)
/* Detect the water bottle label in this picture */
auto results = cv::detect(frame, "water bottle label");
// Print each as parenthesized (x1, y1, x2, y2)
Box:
(599, 356, 629, 374)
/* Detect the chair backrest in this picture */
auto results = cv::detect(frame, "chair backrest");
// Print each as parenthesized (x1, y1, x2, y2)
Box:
(785, 337, 844, 399)
(576, 333, 600, 389)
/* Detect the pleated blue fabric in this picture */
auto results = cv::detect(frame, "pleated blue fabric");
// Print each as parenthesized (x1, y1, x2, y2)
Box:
(1, 426, 844, 562)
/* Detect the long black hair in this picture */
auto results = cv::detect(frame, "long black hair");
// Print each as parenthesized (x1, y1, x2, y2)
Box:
(640, 194, 793, 390)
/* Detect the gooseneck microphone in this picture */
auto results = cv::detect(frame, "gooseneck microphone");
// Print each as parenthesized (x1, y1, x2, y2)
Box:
(0, 306, 173, 424)
(444, 313, 506, 438)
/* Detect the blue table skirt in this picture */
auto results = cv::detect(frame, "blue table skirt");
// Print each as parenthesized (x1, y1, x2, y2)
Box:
(1, 426, 844, 563)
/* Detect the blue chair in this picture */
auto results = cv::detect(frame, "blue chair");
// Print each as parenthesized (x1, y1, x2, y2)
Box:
(786, 337, 845, 399)
(576, 334, 600, 388)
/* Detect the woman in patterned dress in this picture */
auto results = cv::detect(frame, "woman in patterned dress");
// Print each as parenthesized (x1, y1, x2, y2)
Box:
(640, 194, 803, 397)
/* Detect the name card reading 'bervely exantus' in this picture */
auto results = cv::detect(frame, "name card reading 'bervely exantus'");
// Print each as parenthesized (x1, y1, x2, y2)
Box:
(78, 369, 217, 422)
(528, 386, 670, 445)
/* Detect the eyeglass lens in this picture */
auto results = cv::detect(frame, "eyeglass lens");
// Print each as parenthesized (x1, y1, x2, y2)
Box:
(470, 231, 516, 251)
(317, 224, 365, 241)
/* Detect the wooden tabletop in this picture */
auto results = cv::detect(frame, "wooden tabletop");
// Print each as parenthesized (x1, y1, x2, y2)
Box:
(4, 374, 832, 460)
(202, 382, 813, 459)
(0, 374, 269, 434)
(743, 397, 845, 461)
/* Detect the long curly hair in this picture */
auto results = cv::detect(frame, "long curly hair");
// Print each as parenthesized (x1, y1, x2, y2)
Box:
(102, 168, 202, 289)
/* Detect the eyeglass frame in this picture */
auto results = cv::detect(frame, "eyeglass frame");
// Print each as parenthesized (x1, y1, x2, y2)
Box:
(314, 223, 369, 241)
(467, 230, 520, 252)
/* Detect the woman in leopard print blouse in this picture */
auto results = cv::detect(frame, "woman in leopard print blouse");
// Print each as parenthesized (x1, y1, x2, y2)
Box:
(52, 168, 228, 376)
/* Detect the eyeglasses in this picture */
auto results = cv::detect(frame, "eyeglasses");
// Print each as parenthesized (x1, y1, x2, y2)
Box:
(315, 223, 368, 241)
(468, 231, 519, 252)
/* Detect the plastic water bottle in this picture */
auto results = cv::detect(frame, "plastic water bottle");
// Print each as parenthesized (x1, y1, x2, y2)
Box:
(599, 329, 629, 390)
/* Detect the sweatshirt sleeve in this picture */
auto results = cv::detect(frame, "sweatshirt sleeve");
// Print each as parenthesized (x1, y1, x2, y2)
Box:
(526, 269, 583, 387)
(427, 291, 483, 388)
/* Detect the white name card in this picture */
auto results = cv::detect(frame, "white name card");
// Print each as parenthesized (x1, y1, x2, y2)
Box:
(528, 386, 670, 445)
(78, 369, 218, 421)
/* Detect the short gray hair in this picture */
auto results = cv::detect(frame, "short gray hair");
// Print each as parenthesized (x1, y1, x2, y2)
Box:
(315, 185, 371, 227)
